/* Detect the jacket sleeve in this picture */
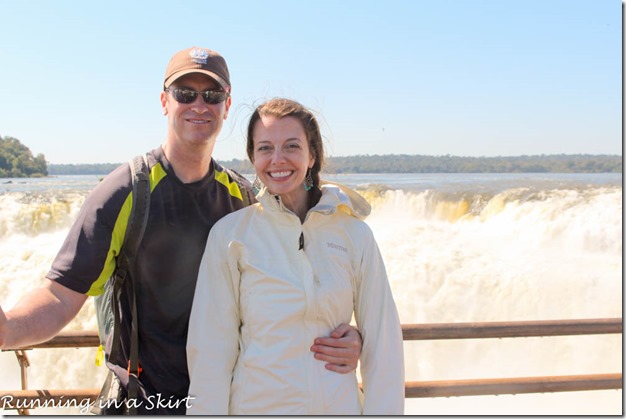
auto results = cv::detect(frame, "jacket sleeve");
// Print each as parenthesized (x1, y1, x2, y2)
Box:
(354, 226, 405, 415)
(186, 223, 241, 415)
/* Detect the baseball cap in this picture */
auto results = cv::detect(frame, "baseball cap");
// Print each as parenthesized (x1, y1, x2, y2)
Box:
(163, 47, 230, 90)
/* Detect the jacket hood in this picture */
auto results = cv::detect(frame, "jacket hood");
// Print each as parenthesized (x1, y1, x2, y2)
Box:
(318, 180, 371, 220)
(256, 180, 371, 221)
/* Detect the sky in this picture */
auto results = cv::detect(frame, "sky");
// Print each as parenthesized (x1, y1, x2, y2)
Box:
(0, 0, 622, 164)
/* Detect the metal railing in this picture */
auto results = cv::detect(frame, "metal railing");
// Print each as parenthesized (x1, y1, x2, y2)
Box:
(1, 318, 622, 414)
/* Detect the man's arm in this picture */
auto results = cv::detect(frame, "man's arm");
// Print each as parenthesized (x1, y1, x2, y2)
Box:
(310, 323, 362, 374)
(0, 280, 87, 349)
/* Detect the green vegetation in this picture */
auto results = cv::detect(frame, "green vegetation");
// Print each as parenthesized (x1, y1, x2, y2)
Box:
(47, 162, 120, 175)
(2, 134, 621, 177)
(0, 136, 47, 177)
(46, 153, 622, 176)
(324, 154, 623, 174)
(214, 154, 622, 175)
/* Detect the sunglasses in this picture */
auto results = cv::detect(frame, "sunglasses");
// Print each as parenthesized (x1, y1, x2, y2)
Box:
(165, 87, 230, 105)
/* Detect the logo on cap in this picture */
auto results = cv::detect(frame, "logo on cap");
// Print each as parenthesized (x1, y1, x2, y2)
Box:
(189, 48, 210, 64)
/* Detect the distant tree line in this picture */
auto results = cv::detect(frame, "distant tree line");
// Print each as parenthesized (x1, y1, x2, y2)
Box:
(47, 162, 121, 175)
(0, 136, 47, 177)
(213, 154, 622, 175)
(0, 132, 618, 177)
(45, 153, 623, 176)
(324, 154, 623, 174)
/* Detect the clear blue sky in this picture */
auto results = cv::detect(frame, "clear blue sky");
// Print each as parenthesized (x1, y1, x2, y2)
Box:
(0, 0, 622, 164)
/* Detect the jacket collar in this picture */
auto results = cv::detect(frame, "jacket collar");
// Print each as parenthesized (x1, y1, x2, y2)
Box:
(256, 180, 371, 221)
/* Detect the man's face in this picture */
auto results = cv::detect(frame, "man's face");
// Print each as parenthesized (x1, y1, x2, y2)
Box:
(160, 73, 231, 149)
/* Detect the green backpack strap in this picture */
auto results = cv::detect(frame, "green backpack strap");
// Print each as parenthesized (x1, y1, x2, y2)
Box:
(121, 154, 150, 414)
(223, 167, 254, 207)
(94, 154, 150, 414)
(93, 154, 150, 414)
(115, 154, 151, 296)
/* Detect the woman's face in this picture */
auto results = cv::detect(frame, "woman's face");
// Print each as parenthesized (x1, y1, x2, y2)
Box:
(252, 115, 315, 202)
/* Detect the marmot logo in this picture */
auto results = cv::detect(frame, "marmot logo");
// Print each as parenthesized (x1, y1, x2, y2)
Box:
(326, 242, 347, 253)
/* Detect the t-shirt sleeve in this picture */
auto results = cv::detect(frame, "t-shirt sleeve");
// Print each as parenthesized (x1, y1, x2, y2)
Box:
(46, 164, 132, 296)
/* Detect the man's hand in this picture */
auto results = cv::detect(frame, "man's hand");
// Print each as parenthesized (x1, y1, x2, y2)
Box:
(310, 323, 362, 374)
(0, 304, 6, 348)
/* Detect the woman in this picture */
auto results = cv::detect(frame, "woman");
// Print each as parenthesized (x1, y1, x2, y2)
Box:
(186, 98, 404, 415)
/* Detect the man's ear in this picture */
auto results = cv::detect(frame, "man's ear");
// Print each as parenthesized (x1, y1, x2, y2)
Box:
(223, 95, 232, 120)
(160, 91, 168, 115)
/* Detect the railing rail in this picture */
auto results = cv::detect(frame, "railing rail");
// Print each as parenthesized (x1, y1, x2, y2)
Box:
(1, 318, 622, 414)
(402, 317, 622, 340)
(405, 373, 622, 398)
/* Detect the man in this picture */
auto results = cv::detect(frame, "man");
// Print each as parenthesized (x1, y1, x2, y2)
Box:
(0, 47, 362, 414)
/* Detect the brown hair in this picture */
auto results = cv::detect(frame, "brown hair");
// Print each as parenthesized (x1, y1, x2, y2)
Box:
(246, 98, 324, 190)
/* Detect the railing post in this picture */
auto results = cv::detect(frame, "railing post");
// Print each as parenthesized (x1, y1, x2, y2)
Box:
(14, 350, 31, 415)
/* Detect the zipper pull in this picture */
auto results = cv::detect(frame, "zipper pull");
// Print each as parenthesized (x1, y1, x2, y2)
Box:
(299, 232, 304, 250)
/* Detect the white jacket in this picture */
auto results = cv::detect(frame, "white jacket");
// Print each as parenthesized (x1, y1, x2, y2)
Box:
(186, 183, 404, 415)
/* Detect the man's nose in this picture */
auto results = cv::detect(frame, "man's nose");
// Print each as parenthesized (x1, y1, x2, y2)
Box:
(190, 95, 209, 111)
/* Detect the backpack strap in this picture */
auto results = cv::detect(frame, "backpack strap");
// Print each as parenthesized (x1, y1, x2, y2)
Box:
(113, 154, 151, 413)
(223, 167, 254, 207)
(116, 154, 151, 301)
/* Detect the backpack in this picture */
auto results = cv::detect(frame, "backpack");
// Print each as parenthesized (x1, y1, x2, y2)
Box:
(91, 155, 252, 414)
(92, 154, 150, 415)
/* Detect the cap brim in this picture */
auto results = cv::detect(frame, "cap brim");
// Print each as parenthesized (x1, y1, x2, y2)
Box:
(164, 69, 229, 90)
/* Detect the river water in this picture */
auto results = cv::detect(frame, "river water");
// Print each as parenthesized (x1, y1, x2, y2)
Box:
(0, 172, 622, 415)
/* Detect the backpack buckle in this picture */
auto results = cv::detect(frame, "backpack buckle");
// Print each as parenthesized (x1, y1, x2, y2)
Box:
(127, 360, 142, 378)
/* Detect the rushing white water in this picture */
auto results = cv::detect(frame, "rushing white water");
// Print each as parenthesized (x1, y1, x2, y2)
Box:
(0, 173, 622, 415)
